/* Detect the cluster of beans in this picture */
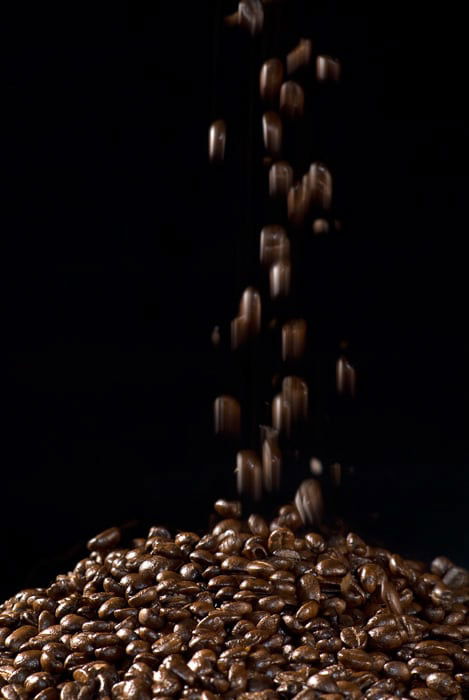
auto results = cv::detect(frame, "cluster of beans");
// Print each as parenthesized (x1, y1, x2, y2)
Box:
(1, 500, 468, 699)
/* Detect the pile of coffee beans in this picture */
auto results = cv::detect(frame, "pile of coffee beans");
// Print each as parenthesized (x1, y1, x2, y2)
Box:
(1, 499, 468, 699)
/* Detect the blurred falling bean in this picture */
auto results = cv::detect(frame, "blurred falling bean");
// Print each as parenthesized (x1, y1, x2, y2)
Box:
(313, 218, 330, 235)
(280, 81, 305, 118)
(209, 120, 227, 163)
(380, 575, 403, 616)
(295, 479, 324, 526)
(282, 319, 307, 362)
(287, 39, 313, 75)
(238, 0, 264, 35)
(260, 225, 290, 267)
(272, 393, 292, 435)
(214, 396, 241, 438)
(309, 162, 333, 211)
(288, 179, 309, 226)
(262, 437, 282, 492)
(282, 376, 308, 422)
(236, 450, 263, 500)
(310, 457, 324, 476)
(260, 58, 284, 101)
(270, 260, 291, 298)
(269, 161, 293, 199)
(336, 356, 357, 398)
(262, 112, 283, 155)
(239, 287, 261, 335)
(231, 316, 250, 350)
(317, 55, 341, 82)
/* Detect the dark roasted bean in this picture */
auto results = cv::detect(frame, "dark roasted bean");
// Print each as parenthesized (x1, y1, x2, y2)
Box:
(258, 596, 285, 613)
(340, 626, 368, 649)
(307, 673, 339, 693)
(338, 648, 375, 671)
(298, 573, 320, 602)
(368, 625, 406, 650)
(86, 528, 120, 552)
(426, 671, 461, 695)
(383, 660, 410, 681)
(5, 627, 37, 652)
(316, 558, 348, 577)
(409, 688, 444, 699)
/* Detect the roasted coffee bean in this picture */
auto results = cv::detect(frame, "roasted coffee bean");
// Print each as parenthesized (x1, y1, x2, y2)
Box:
(13, 649, 42, 672)
(269, 161, 293, 200)
(38, 611, 56, 632)
(0, 685, 29, 700)
(296, 601, 319, 622)
(5, 627, 37, 652)
(340, 626, 368, 649)
(298, 573, 320, 602)
(268, 528, 295, 552)
(214, 500, 242, 519)
(409, 689, 444, 700)
(307, 673, 339, 693)
(316, 558, 348, 577)
(7, 669, 28, 685)
(280, 81, 305, 118)
(383, 660, 410, 681)
(414, 640, 460, 656)
(86, 528, 120, 552)
(24, 672, 54, 695)
(455, 672, 469, 687)
(368, 625, 407, 650)
(337, 648, 375, 671)
(257, 596, 286, 613)
(426, 671, 461, 695)
(260, 58, 284, 102)
(152, 633, 185, 656)
(240, 578, 273, 595)
(262, 111, 282, 155)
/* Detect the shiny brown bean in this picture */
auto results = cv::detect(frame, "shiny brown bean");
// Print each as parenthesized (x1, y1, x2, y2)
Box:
(426, 671, 461, 696)
(5, 627, 37, 652)
(383, 660, 411, 681)
(260, 58, 284, 102)
(86, 527, 120, 552)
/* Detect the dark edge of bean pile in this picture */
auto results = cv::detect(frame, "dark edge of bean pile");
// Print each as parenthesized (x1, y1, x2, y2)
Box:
(1, 499, 468, 699)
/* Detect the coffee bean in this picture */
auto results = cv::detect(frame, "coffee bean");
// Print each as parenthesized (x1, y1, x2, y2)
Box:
(426, 671, 461, 696)
(296, 601, 319, 622)
(260, 58, 284, 103)
(298, 573, 320, 602)
(269, 161, 293, 200)
(316, 558, 348, 578)
(5, 626, 37, 652)
(86, 528, 120, 552)
(383, 660, 410, 681)
(280, 81, 305, 119)
(24, 672, 54, 695)
(337, 648, 374, 671)
(409, 689, 443, 700)
(307, 673, 339, 693)
(340, 626, 368, 649)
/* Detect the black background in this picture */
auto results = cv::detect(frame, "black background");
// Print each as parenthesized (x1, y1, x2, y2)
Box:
(2, 0, 468, 601)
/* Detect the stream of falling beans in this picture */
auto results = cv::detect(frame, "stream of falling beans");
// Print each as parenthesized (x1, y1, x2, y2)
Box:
(209, 0, 356, 524)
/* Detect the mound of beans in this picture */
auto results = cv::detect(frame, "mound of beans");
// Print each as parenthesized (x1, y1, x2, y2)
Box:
(1, 500, 468, 699)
